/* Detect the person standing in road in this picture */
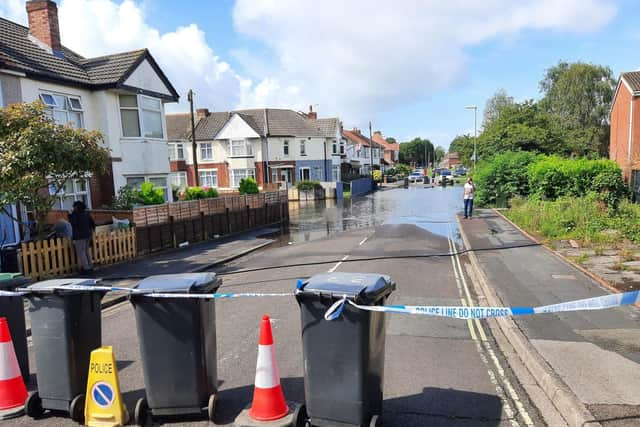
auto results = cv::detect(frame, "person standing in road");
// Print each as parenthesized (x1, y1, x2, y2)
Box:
(463, 177, 476, 219)
(69, 201, 96, 273)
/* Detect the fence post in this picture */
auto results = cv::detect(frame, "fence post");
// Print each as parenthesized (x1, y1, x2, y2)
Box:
(200, 212, 206, 240)
(169, 216, 176, 248)
(246, 205, 251, 230)
(226, 207, 231, 234)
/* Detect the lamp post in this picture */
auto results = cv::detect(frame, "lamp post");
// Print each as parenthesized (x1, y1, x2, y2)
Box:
(465, 105, 477, 170)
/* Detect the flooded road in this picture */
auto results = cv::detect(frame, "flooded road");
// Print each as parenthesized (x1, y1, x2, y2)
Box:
(282, 185, 464, 244)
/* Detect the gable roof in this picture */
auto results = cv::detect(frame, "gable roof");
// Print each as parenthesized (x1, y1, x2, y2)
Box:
(315, 118, 339, 138)
(343, 129, 373, 147)
(621, 71, 640, 93)
(193, 108, 333, 140)
(371, 132, 400, 151)
(0, 16, 178, 101)
(166, 113, 193, 141)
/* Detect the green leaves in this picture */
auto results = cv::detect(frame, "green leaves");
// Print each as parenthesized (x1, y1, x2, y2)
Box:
(238, 177, 259, 195)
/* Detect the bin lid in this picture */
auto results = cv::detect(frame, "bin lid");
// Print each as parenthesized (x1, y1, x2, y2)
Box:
(0, 272, 22, 280)
(298, 272, 395, 303)
(26, 278, 100, 293)
(0, 273, 30, 290)
(134, 273, 220, 293)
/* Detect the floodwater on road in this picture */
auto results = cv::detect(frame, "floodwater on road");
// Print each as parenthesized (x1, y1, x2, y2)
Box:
(278, 184, 464, 244)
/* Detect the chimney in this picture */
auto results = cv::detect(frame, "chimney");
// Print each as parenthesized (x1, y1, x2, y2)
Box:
(374, 131, 382, 137)
(352, 127, 360, 135)
(307, 105, 317, 120)
(26, 0, 62, 53)
(196, 108, 209, 119)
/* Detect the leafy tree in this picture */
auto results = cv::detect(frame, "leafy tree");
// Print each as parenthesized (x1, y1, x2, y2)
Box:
(0, 102, 109, 235)
(399, 138, 434, 166)
(539, 61, 615, 156)
(483, 88, 514, 128)
(385, 137, 397, 144)
(435, 146, 445, 164)
(449, 135, 474, 166)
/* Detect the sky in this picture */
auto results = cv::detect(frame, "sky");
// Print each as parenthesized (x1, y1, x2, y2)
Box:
(1, 0, 639, 148)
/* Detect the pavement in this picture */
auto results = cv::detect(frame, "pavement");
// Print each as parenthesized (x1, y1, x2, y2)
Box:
(458, 210, 640, 426)
(6, 187, 543, 426)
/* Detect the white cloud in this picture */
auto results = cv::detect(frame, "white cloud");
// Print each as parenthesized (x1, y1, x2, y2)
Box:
(0, 0, 27, 24)
(233, 0, 617, 121)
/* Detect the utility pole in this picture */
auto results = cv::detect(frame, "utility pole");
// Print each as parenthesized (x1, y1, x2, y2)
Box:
(188, 89, 200, 186)
(369, 121, 374, 177)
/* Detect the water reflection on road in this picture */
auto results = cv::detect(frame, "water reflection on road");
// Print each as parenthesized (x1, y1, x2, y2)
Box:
(283, 185, 464, 244)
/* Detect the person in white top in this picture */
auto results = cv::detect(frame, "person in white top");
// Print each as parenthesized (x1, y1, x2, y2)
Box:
(463, 177, 476, 219)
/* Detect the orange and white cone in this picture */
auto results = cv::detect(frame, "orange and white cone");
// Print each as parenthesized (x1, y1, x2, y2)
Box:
(0, 317, 27, 418)
(248, 315, 289, 421)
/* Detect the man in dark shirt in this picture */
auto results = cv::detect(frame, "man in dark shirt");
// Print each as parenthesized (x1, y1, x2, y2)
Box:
(69, 201, 96, 272)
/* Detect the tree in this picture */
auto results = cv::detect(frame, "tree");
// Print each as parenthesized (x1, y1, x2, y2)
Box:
(385, 137, 397, 144)
(539, 61, 615, 156)
(0, 102, 110, 235)
(398, 138, 434, 166)
(483, 88, 514, 128)
(435, 146, 445, 164)
(449, 135, 474, 166)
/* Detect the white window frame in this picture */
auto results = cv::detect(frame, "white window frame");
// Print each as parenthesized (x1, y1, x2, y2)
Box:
(119, 94, 165, 139)
(332, 165, 340, 182)
(340, 140, 345, 155)
(299, 167, 310, 181)
(40, 92, 84, 128)
(168, 143, 185, 161)
(200, 142, 213, 161)
(300, 140, 306, 156)
(199, 169, 218, 188)
(51, 178, 91, 210)
(230, 168, 256, 188)
(283, 140, 289, 156)
(169, 171, 188, 189)
(230, 139, 253, 157)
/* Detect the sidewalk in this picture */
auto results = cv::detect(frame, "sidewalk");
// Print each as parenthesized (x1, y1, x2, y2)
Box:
(458, 210, 640, 426)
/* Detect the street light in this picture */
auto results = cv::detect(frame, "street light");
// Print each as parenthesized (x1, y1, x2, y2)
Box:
(465, 105, 477, 170)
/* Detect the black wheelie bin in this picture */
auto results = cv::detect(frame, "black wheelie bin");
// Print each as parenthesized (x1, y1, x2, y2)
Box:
(295, 272, 395, 427)
(129, 273, 221, 426)
(23, 278, 106, 423)
(0, 273, 30, 382)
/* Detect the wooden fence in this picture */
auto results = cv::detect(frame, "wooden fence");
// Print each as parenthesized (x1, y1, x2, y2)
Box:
(20, 229, 137, 280)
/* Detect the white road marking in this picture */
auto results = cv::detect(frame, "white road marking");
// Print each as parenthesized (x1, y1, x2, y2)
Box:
(359, 236, 369, 246)
(328, 254, 350, 273)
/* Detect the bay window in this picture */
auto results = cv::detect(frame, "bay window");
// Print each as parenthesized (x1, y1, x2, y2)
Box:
(119, 94, 164, 138)
(200, 170, 218, 187)
(231, 168, 255, 188)
(231, 139, 253, 156)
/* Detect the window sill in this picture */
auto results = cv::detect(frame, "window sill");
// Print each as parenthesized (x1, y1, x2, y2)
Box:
(121, 137, 167, 143)
(229, 155, 255, 159)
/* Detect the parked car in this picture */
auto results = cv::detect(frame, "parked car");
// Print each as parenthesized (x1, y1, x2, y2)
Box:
(435, 169, 453, 184)
(408, 172, 423, 183)
(453, 167, 467, 176)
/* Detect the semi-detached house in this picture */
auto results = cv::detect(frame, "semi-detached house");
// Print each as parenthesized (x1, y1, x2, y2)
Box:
(0, 0, 178, 246)
(342, 128, 383, 176)
(166, 107, 339, 190)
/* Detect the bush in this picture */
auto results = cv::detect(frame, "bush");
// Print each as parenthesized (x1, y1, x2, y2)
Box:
(386, 167, 397, 176)
(204, 187, 219, 198)
(111, 186, 139, 210)
(138, 182, 165, 205)
(474, 151, 541, 206)
(373, 170, 382, 182)
(239, 177, 259, 195)
(296, 180, 323, 191)
(395, 164, 411, 176)
(183, 186, 219, 200)
(528, 157, 626, 209)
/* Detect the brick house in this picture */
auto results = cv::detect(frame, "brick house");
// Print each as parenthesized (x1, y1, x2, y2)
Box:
(342, 128, 383, 176)
(439, 152, 460, 169)
(0, 0, 178, 245)
(610, 71, 640, 195)
(371, 130, 400, 170)
(166, 108, 339, 190)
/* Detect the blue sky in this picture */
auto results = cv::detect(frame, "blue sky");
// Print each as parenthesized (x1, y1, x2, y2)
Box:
(2, 0, 638, 148)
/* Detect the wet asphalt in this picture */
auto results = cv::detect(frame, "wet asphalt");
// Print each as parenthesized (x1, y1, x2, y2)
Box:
(8, 186, 543, 426)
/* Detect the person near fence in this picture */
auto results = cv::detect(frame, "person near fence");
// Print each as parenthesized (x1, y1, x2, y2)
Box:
(69, 201, 96, 273)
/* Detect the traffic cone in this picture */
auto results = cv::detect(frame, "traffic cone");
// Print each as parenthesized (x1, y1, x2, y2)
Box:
(248, 315, 289, 421)
(0, 317, 28, 418)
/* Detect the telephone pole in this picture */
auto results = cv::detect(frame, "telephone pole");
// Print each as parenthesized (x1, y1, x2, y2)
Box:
(369, 121, 374, 176)
(188, 89, 200, 186)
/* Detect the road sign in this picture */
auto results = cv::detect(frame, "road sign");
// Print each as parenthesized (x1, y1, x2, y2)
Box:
(85, 346, 129, 426)
(91, 381, 114, 408)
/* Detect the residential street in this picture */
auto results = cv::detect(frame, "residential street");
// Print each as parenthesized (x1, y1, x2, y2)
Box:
(8, 187, 543, 426)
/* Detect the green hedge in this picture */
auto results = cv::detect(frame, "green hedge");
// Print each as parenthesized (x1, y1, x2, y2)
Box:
(296, 180, 323, 191)
(184, 186, 219, 200)
(239, 177, 259, 195)
(474, 151, 541, 206)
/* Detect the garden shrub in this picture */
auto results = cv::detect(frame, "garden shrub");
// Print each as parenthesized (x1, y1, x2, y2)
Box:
(473, 151, 541, 206)
(138, 182, 165, 205)
(239, 177, 259, 195)
(373, 170, 382, 182)
(111, 185, 140, 210)
(296, 180, 323, 191)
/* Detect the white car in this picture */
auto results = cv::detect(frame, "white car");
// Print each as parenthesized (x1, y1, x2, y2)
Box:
(408, 172, 424, 183)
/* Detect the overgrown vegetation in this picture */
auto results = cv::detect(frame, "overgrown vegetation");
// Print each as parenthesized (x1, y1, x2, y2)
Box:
(183, 186, 219, 200)
(296, 180, 323, 191)
(111, 186, 139, 210)
(138, 182, 165, 205)
(239, 177, 259, 195)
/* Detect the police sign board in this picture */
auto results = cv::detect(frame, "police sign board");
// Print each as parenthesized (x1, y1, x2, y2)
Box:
(84, 346, 129, 426)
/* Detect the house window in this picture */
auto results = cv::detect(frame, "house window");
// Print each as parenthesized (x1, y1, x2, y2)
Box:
(40, 92, 83, 128)
(231, 139, 252, 156)
(332, 165, 340, 182)
(200, 143, 213, 161)
(119, 94, 164, 138)
(283, 140, 289, 156)
(231, 168, 255, 188)
(168, 143, 184, 161)
(332, 140, 337, 154)
(170, 172, 187, 189)
(51, 179, 90, 210)
(340, 141, 345, 155)
(299, 167, 310, 181)
(300, 140, 306, 156)
(199, 170, 218, 188)
(363, 149, 370, 158)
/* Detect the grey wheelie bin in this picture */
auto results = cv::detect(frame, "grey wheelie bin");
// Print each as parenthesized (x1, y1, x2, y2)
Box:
(0, 273, 30, 382)
(295, 272, 396, 427)
(23, 278, 106, 423)
(129, 273, 221, 426)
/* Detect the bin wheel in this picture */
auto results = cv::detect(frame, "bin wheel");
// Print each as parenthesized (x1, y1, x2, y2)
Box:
(292, 404, 308, 427)
(69, 394, 85, 424)
(369, 414, 382, 427)
(207, 393, 218, 422)
(25, 392, 44, 419)
(135, 397, 149, 426)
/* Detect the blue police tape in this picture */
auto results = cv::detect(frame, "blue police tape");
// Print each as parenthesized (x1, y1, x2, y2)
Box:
(324, 290, 640, 321)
